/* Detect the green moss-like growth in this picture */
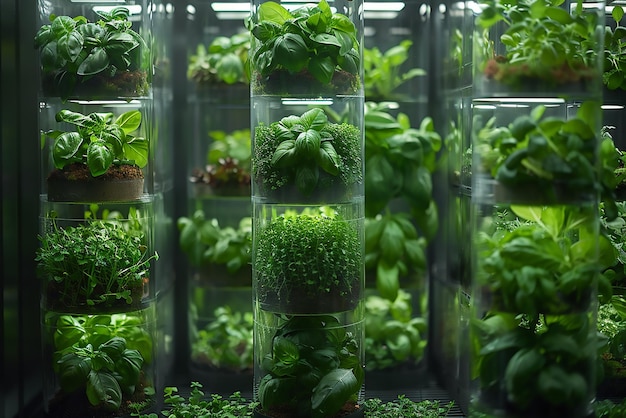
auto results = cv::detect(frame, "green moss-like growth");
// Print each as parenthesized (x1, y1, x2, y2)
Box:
(253, 108, 362, 201)
(255, 211, 362, 313)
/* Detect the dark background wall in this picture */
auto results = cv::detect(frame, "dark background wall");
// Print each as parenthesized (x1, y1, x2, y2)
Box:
(2, 1, 44, 417)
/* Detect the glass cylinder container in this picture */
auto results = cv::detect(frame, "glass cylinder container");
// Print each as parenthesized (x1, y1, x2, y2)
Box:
(41, 306, 157, 417)
(249, 0, 365, 416)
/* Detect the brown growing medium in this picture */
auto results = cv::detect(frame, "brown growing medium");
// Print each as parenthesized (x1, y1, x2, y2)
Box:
(483, 57, 596, 87)
(258, 401, 361, 418)
(48, 163, 144, 182)
(253, 69, 359, 95)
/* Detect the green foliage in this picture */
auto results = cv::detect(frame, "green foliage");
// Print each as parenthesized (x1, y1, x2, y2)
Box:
(253, 108, 361, 197)
(207, 129, 251, 167)
(364, 291, 427, 370)
(363, 396, 454, 417)
(248, 0, 360, 86)
(254, 209, 361, 305)
(56, 336, 144, 412)
(191, 306, 253, 371)
(258, 315, 363, 418)
(476, 0, 600, 86)
(177, 210, 251, 273)
(133, 382, 455, 418)
(365, 214, 427, 300)
(363, 40, 426, 100)
(364, 102, 441, 220)
(188, 33, 250, 85)
(604, 5, 626, 90)
(473, 103, 601, 203)
(43, 109, 149, 178)
(36, 217, 158, 308)
(34, 7, 149, 99)
(596, 398, 626, 418)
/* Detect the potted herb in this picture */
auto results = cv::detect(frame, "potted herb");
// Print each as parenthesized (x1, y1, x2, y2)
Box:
(604, 5, 626, 91)
(474, 0, 602, 92)
(253, 108, 362, 202)
(248, 0, 361, 95)
(472, 102, 600, 204)
(254, 209, 361, 314)
(190, 129, 252, 198)
(42, 108, 149, 202)
(470, 205, 612, 416)
(34, 6, 150, 100)
(36, 217, 158, 313)
(43, 311, 155, 417)
(188, 33, 250, 92)
(363, 40, 426, 102)
(364, 291, 428, 388)
(256, 315, 364, 418)
(178, 211, 251, 286)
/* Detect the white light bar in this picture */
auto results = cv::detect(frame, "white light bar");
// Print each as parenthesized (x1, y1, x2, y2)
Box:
(364, 2, 405, 12)
(211, 2, 250, 12)
(93, 5, 142, 14)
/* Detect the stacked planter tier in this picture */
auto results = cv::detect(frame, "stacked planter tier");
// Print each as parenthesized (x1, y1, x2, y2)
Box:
(468, 0, 604, 416)
(35, 2, 158, 416)
(249, 0, 365, 417)
(183, 35, 255, 389)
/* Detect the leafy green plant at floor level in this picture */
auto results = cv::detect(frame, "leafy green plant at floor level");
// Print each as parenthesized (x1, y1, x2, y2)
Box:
(57, 336, 146, 412)
(253, 108, 361, 197)
(177, 211, 251, 273)
(132, 382, 455, 418)
(36, 219, 158, 308)
(604, 5, 626, 90)
(254, 208, 361, 308)
(34, 7, 149, 99)
(257, 315, 363, 418)
(188, 32, 250, 85)
(365, 291, 427, 370)
(43, 109, 149, 178)
(248, 0, 360, 92)
(363, 102, 441, 228)
(596, 398, 626, 418)
(476, 0, 599, 87)
(191, 305, 253, 371)
(365, 213, 427, 301)
(363, 40, 426, 100)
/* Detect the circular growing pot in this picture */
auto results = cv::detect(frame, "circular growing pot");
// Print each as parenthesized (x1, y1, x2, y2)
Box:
(47, 164, 145, 202)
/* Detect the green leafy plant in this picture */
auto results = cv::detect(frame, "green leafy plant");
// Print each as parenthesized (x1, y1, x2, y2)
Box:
(188, 33, 251, 86)
(254, 208, 361, 313)
(36, 218, 158, 310)
(190, 129, 252, 193)
(363, 40, 426, 100)
(257, 315, 363, 418)
(364, 291, 427, 371)
(365, 214, 427, 301)
(604, 5, 626, 90)
(43, 109, 149, 178)
(56, 336, 145, 412)
(363, 396, 454, 417)
(253, 108, 361, 198)
(596, 398, 626, 418)
(248, 0, 360, 94)
(473, 102, 601, 204)
(177, 210, 251, 275)
(471, 205, 615, 415)
(191, 305, 253, 371)
(476, 0, 600, 88)
(133, 382, 455, 418)
(364, 102, 441, 222)
(34, 7, 149, 99)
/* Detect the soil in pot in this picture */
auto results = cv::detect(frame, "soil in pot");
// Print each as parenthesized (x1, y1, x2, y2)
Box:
(252, 69, 359, 96)
(42, 70, 149, 100)
(47, 163, 144, 202)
